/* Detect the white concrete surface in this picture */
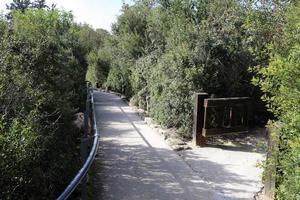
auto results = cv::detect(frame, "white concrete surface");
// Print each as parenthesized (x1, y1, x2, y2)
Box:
(179, 147, 265, 199)
(92, 91, 264, 200)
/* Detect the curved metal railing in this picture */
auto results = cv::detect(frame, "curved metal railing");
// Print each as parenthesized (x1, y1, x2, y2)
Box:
(57, 84, 99, 200)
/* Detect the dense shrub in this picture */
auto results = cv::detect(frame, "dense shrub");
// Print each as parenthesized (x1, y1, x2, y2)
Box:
(80, 25, 112, 87)
(86, 47, 111, 87)
(99, 0, 281, 138)
(0, 9, 87, 199)
(253, 2, 300, 199)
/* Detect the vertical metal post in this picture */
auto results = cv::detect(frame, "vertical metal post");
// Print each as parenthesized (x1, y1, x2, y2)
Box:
(80, 83, 90, 200)
(193, 93, 208, 147)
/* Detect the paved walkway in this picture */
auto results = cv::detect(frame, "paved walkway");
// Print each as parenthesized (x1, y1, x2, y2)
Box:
(92, 91, 264, 200)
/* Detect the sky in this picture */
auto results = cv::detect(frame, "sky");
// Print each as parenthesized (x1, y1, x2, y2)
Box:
(0, 0, 131, 31)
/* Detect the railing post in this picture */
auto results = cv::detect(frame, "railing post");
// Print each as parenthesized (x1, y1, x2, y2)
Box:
(193, 92, 208, 147)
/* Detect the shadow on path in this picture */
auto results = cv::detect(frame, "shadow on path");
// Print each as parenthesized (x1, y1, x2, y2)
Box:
(92, 91, 263, 200)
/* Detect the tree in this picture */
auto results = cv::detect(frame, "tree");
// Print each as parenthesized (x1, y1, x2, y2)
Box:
(6, 0, 31, 13)
(253, 2, 300, 198)
(76, 24, 112, 87)
(0, 8, 87, 199)
(105, 0, 263, 137)
(6, 0, 49, 12)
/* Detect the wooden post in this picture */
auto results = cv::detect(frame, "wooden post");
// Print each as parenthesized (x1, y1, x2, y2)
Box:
(264, 126, 277, 200)
(193, 93, 208, 147)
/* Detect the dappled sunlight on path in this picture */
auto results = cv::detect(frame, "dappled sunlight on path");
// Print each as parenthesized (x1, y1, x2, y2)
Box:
(92, 91, 263, 200)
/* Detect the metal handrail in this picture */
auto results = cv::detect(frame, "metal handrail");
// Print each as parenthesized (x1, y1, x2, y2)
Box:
(57, 86, 99, 200)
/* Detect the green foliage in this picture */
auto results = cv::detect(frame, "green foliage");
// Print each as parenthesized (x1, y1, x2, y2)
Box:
(0, 8, 87, 199)
(106, 58, 132, 96)
(86, 42, 111, 87)
(5, 0, 51, 20)
(1, 0, 296, 199)
(253, 2, 300, 199)
(102, 0, 271, 138)
(76, 24, 109, 53)
(79, 24, 112, 87)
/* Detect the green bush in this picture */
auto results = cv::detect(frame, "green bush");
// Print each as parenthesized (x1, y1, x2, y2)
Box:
(253, 2, 300, 199)
(102, 0, 266, 138)
(82, 25, 111, 87)
(0, 9, 87, 199)
(83, 0, 294, 150)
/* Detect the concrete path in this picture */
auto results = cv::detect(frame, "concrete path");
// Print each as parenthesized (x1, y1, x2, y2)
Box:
(92, 91, 264, 200)
(179, 147, 264, 199)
